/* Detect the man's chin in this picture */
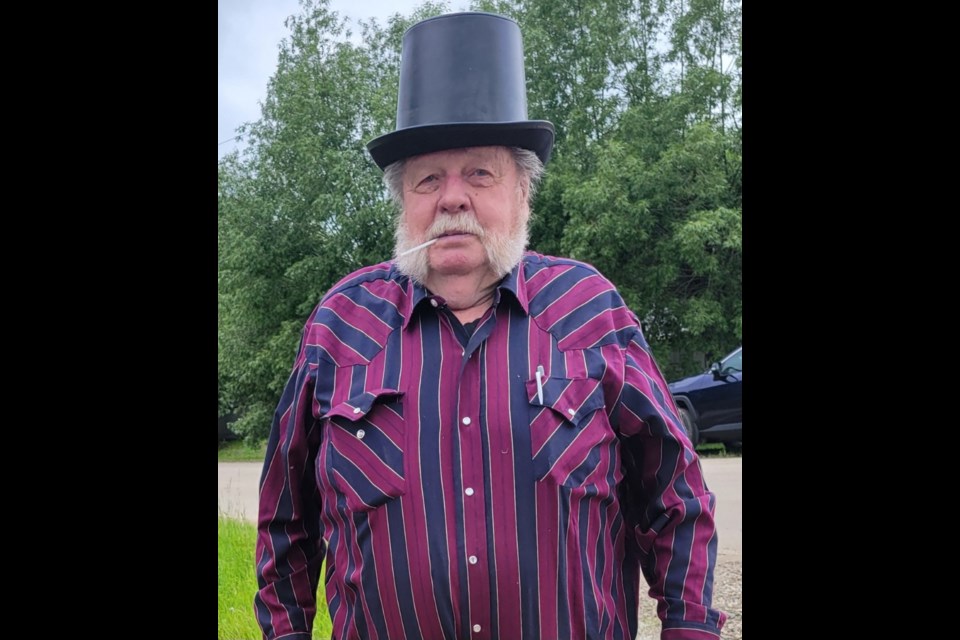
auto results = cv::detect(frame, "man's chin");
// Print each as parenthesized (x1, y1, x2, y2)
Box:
(427, 252, 488, 276)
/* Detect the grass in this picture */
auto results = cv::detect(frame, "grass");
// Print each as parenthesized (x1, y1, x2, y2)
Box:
(218, 516, 333, 639)
(695, 442, 742, 457)
(218, 439, 268, 462)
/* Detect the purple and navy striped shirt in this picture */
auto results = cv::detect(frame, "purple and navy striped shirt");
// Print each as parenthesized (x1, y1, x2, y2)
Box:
(255, 252, 726, 640)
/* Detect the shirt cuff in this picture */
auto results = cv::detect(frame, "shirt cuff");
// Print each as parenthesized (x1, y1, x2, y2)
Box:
(661, 626, 723, 640)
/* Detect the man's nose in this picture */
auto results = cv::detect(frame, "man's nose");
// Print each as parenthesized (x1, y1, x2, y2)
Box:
(437, 175, 470, 214)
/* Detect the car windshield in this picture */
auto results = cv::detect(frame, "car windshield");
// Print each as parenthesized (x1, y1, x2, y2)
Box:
(720, 348, 742, 373)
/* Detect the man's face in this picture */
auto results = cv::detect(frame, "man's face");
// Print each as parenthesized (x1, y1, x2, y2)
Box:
(394, 146, 529, 284)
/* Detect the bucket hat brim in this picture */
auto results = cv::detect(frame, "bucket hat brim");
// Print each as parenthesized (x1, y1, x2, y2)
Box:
(366, 121, 555, 170)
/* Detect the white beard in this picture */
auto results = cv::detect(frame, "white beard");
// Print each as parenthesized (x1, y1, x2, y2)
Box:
(393, 211, 529, 285)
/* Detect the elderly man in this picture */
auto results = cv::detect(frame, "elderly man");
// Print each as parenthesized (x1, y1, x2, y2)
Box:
(255, 12, 726, 640)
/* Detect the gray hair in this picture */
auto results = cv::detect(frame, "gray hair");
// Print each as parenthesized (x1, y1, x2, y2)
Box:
(383, 147, 545, 211)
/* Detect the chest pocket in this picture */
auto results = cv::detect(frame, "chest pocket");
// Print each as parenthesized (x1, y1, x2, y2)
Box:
(324, 388, 406, 512)
(526, 376, 614, 488)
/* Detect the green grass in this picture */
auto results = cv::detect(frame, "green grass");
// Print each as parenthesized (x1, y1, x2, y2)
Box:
(218, 439, 268, 462)
(218, 516, 333, 639)
(695, 442, 742, 457)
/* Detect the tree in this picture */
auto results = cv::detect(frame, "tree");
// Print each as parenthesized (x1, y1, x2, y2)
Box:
(218, 0, 438, 441)
(518, 0, 741, 377)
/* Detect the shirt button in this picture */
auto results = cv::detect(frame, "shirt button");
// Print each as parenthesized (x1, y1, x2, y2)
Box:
(462, 417, 472, 426)
(473, 624, 481, 633)
(352, 406, 362, 414)
(469, 555, 478, 565)
(465, 487, 474, 496)
(567, 408, 576, 417)
(430, 298, 439, 307)
(356, 429, 365, 440)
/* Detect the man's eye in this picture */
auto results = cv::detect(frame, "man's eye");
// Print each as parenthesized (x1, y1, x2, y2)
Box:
(471, 169, 492, 178)
(418, 175, 438, 186)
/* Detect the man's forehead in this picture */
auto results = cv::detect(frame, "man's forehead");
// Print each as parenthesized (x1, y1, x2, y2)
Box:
(406, 146, 511, 169)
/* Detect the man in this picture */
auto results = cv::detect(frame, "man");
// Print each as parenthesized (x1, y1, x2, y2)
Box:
(255, 12, 726, 640)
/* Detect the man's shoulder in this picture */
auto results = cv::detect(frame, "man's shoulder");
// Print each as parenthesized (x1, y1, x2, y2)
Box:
(521, 252, 638, 350)
(322, 261, 403, 301)
(315, 260, 409, 318)
(303, 261, 407, 366)
(522, 251, 605, 278)
(522, 251, 618, 302)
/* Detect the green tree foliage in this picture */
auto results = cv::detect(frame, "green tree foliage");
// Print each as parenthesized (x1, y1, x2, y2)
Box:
(221, 1, 418, 441)
(516, 0, 741, 378)
(218, 0, 742, 441)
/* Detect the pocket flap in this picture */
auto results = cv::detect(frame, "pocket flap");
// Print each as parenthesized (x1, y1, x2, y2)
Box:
(324, 388, 404, 422)
(525, 376, 605, 429)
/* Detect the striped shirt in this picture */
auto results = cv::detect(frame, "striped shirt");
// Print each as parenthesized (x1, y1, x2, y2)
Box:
(255, 252, 726, 640)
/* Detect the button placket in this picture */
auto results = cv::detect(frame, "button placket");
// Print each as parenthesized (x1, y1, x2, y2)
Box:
(458, 330, 490, 637)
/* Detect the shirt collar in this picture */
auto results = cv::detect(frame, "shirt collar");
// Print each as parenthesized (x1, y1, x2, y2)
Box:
(400, 255, 531, 330)
(400, 278, 433, 330)
(497, 258, 530, 314)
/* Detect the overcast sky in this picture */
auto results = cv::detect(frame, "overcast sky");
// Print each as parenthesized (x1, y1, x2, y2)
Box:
(218, 0, 467, 161)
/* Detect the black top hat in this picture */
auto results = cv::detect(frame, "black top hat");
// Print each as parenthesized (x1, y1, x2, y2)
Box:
(366, 12, 555, 170)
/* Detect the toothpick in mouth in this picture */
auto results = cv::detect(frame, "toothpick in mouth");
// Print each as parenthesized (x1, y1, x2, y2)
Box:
(397, 238, 439, 257)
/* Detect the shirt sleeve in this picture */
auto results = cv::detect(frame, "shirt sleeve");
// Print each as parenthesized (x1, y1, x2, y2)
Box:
(615, 325, 727, 640)
(253, 320, 325, 640)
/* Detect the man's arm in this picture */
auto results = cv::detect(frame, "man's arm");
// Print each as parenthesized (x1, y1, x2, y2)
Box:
(616, 327, 727, 640)
(253, 332, 325, 640)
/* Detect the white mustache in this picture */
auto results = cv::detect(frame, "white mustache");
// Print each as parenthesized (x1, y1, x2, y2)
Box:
(397, 215, 486, 257)
(426, 214, 485, 240)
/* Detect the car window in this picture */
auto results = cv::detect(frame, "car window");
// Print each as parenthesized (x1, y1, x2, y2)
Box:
(721, 348, 742, 373)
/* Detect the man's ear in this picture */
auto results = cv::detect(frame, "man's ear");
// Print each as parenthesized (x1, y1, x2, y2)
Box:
(518, 176, 530, 205)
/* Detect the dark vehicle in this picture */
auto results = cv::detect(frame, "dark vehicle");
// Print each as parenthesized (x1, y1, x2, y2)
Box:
(668, 346, 742, 449)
